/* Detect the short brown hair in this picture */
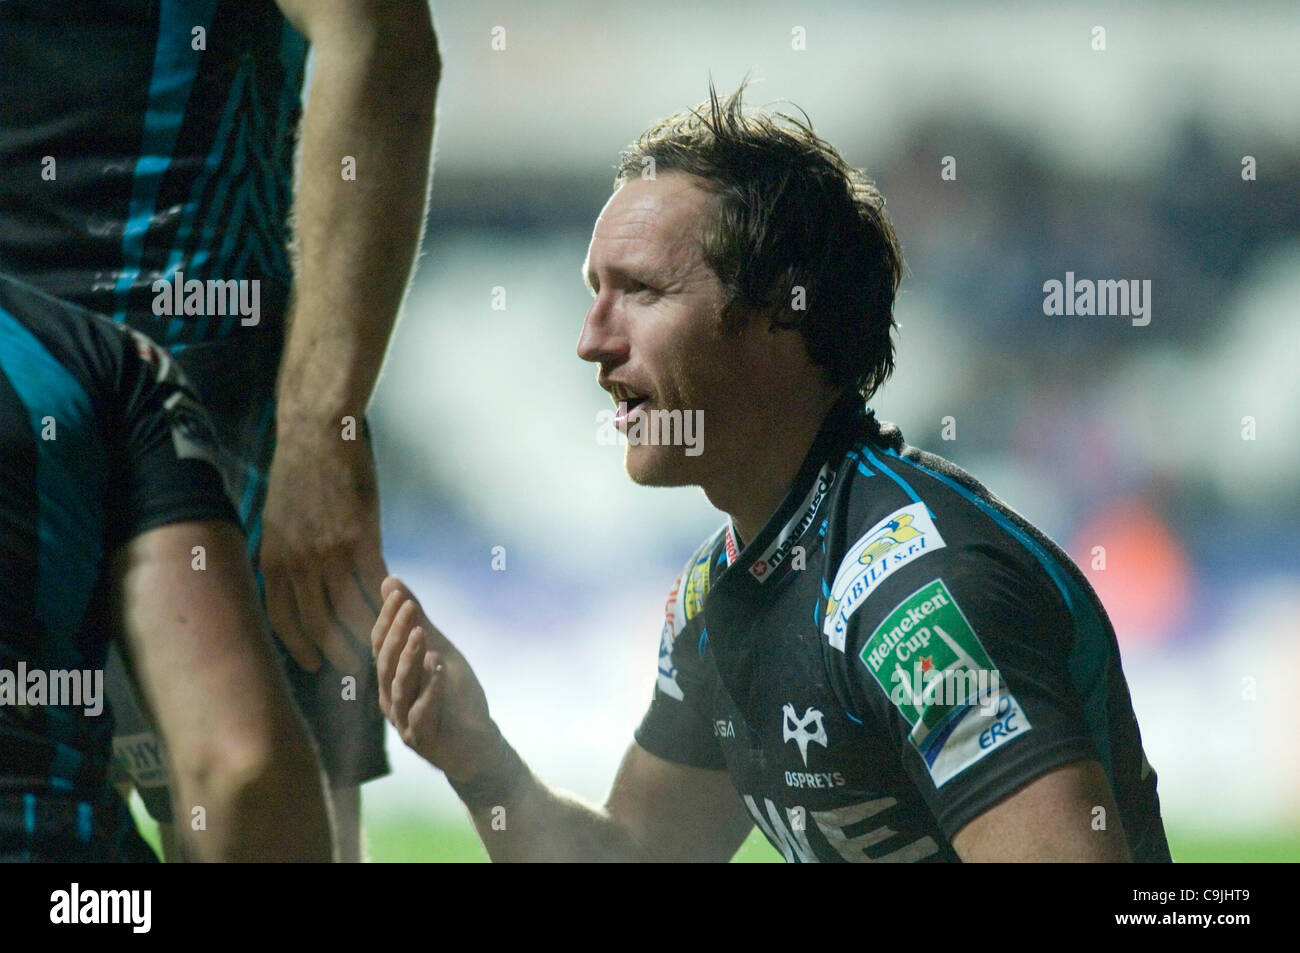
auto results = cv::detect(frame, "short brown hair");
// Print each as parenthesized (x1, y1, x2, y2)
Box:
(615, 81, 904, 400)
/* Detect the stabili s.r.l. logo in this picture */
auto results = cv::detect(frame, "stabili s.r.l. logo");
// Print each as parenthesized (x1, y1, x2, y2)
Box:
(823, 502, 945, 651)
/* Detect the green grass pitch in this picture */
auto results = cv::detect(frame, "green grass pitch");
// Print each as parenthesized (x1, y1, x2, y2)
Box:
(128, 797, 1296, 861)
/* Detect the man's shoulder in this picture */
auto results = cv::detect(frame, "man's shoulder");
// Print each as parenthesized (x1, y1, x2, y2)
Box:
(0, 273, 130, 403)
(665, 524, 728, 629)
(822, 417, 1088, 651)
(849, 414, 1008, 519)
(839, 416, 1061, 568)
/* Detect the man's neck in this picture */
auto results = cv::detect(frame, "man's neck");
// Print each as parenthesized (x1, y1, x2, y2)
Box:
(706, 391, 845, 548)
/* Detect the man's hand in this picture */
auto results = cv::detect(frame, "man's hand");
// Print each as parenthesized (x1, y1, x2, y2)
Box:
(261, 0, 438, 675)
(372, 576, 753, 862)
(372, 576, 499, 783)
(261, 420, 387, 673)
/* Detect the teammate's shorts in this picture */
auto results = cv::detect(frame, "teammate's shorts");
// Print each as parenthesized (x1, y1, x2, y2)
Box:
(0, 791, 158, 863)
(107, 328, 389, 824)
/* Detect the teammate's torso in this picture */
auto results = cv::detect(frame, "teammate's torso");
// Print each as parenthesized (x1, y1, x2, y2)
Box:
(644, 399, 1172, 863)
(0, 0, 305, 346)
(0, 273, 234, 802)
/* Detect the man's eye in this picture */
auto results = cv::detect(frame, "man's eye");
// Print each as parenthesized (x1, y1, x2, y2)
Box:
(629, 281, 658, 297)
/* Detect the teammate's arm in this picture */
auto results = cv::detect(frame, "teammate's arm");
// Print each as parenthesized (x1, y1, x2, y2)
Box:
(373, 578, 754, 862)
(950, 759, 1132, 861)
(112, 520, 333, 862)
(261, 0, 440, 673)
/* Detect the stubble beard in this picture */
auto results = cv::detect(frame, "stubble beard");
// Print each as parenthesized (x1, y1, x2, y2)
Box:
(624, 441, 695, 487)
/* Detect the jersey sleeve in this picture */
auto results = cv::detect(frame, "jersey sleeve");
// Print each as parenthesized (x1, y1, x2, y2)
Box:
(633, 542, 726, 770)
(103, 326, 238, 549)
(842, 543, 1099, 841)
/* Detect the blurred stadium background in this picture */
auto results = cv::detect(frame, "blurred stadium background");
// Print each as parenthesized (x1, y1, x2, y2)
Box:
(167, 0, 1297, 861)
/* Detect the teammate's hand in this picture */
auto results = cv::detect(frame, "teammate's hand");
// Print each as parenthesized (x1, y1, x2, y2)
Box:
(260, 420, 387, 674)
(372, 576, 497, 780)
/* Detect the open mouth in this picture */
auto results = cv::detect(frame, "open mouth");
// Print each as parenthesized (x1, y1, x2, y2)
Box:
(609, 383, 650, 426)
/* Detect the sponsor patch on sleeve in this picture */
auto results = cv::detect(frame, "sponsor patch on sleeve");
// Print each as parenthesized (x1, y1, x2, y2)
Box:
(823, 501, 945, 651)
(682, 548, 711, 625)
(657, 574, 686, 700)
(858, 578, 1031, 787)
(656, 543, 715, 702)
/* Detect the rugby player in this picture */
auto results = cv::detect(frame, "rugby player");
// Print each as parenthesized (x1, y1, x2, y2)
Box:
(0, 274, 331, 862)
(372, 85, 1172, 862)
(0, 0, 440, 860)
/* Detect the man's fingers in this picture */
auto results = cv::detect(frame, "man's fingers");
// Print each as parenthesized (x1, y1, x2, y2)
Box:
(372, 587, 404, 655)
(390, 627, 428, 736)
(405, 652, 443, 751)
(323, 558, 381, 654)
(376, 597, 419, 713)
(356, 550, 388, 615)
(291, 569, 363, 674)
(264, 564, 322, 672)
(380, 574, 415, 608)
(377, 576, 457, 656)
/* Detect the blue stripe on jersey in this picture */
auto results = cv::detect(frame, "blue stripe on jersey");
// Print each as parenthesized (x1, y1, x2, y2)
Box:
(112, 0, 221, 323)
(240, 402, 277, 561)
(270, 22, 308, 266)
(22, 794, 35, 836)
(49, 744, 81, 792)
(239, 403, 275, 523)
(0, 308, 107, 670)
(861, 447, 935, 519)
(206, 130, 254, 333)
(43, 707, 79, 755)
(165, 63, 252, 344)
(877, 447, 1115, 779)
(77, 802, 93, 844)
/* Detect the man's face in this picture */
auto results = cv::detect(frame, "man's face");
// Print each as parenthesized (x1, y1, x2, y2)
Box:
(578, 172, 771, 487)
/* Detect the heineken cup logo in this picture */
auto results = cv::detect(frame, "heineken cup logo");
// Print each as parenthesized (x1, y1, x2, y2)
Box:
(861, 579, 1002, 718)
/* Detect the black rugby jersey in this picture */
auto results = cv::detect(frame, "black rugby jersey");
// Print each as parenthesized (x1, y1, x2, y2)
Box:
(0, 273, 234, 830)
(0, 0, 305, 347)
(635, 397, 1172, 863)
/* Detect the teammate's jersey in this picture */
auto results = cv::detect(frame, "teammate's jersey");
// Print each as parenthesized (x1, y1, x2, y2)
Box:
(635, 396, 1172, 863)
(0, 273, 235, 847)
(0, 2, 394, 808)
(0, 0, 306, 347)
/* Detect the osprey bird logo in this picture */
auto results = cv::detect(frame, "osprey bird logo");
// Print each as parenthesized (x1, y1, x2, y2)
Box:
(782, 703, 828, 767)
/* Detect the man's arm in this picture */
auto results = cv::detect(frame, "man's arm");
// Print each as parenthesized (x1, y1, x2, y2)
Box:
(950, 759, 1132, 861)
(373, 577, 754, 862)
(262, 0, 440, 673)
(112, 520, 333, 862)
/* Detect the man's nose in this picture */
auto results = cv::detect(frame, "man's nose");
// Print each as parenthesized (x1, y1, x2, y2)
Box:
(576, 296, 629, 365)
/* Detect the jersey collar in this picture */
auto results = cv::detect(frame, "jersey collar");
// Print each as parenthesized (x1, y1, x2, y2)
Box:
(720, 394, 867, 584)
